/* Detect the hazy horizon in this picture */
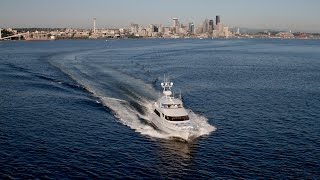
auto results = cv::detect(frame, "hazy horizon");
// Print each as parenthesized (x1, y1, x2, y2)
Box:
(1, 0, 320, 33)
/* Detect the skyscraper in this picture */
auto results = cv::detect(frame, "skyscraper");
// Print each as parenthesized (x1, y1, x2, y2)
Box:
(130, 23, 139, 35)
(236, 28, 240, 35)
(188, 22, 194, 34)
(173, 18, 179, 27)
(93, 18, 96, 33)
(209, 20, 214, 33)
(172, 18, 179, 34)
(202, 18, 209, 33)
(150, 25, 159, 32)
(216, 15, 220, 25)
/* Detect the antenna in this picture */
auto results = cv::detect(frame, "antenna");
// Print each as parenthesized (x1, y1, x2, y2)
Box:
(161, 74, 174, 98)
(163, 73, 171, 82)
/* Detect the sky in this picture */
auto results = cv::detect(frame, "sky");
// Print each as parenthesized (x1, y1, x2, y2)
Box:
(1, 0, 320, 32)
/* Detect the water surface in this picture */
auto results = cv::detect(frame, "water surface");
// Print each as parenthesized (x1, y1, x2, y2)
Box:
(1, 39, 319, 179)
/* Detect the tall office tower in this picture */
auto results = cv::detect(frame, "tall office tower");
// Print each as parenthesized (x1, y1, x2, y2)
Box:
(195, 26, 203, 34)
(172, 18, 180, 34)
(216, 15, 220, 25)
(130, 23, 139, 35)
(236, 28, 240, 35)
(202, 18, 209, 33)
(209, 20, 214, 33)
(93, 18, 96, 33)
(188, 22, 194, 34)
(173, 18, 179, 27)
(150, 24, 158, 32)
(158, 24, 163, 33)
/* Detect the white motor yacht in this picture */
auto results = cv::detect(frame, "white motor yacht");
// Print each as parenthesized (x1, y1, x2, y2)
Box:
(149, 77, 198, 140)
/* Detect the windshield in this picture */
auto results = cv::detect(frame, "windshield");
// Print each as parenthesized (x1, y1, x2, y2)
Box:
(163, 104, 182, 108)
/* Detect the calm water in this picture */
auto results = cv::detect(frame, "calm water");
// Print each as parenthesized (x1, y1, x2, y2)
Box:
(1, 39, 319, 179)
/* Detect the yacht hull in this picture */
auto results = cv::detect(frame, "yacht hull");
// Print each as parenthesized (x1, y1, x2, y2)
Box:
(149, 113, 197, 140)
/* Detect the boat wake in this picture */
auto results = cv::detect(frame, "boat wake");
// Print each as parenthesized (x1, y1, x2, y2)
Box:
(48, 51, 216, 141)
(101, 96, 216, 141)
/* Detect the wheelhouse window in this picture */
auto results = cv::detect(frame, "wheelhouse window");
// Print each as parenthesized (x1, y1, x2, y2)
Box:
(163, 104, 182, 108)
(164, 115, 189, 121)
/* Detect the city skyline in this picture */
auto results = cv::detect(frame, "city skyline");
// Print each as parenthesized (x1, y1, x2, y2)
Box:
(1, 0, 320, 32)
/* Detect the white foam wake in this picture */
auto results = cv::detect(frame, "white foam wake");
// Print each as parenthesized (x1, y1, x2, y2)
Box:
(100, 96, 216, 141)
(100, 96, 169, 139)
(49, 52, 216, 141)
(188, 110, 217, 137)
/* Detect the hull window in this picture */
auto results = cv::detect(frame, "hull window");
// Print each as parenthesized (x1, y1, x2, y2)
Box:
(154, 109, 161, 117)
(165, 115, 189, 121)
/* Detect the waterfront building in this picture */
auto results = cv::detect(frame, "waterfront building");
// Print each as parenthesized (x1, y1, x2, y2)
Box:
(195, 26, 203, 34)
(163, 27, 171, 36)
(236, 28, 240, 35)
(157, 24, 164, 33)
(178, 24, 188, 35)
(212, 30, 218, 37)
(139, 28, 147, 37)
(130, 23, 139, 35)
(223, 26, 229, 38)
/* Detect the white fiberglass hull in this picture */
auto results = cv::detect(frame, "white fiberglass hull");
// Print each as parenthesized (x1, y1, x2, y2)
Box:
(149, 113, 197, 140)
